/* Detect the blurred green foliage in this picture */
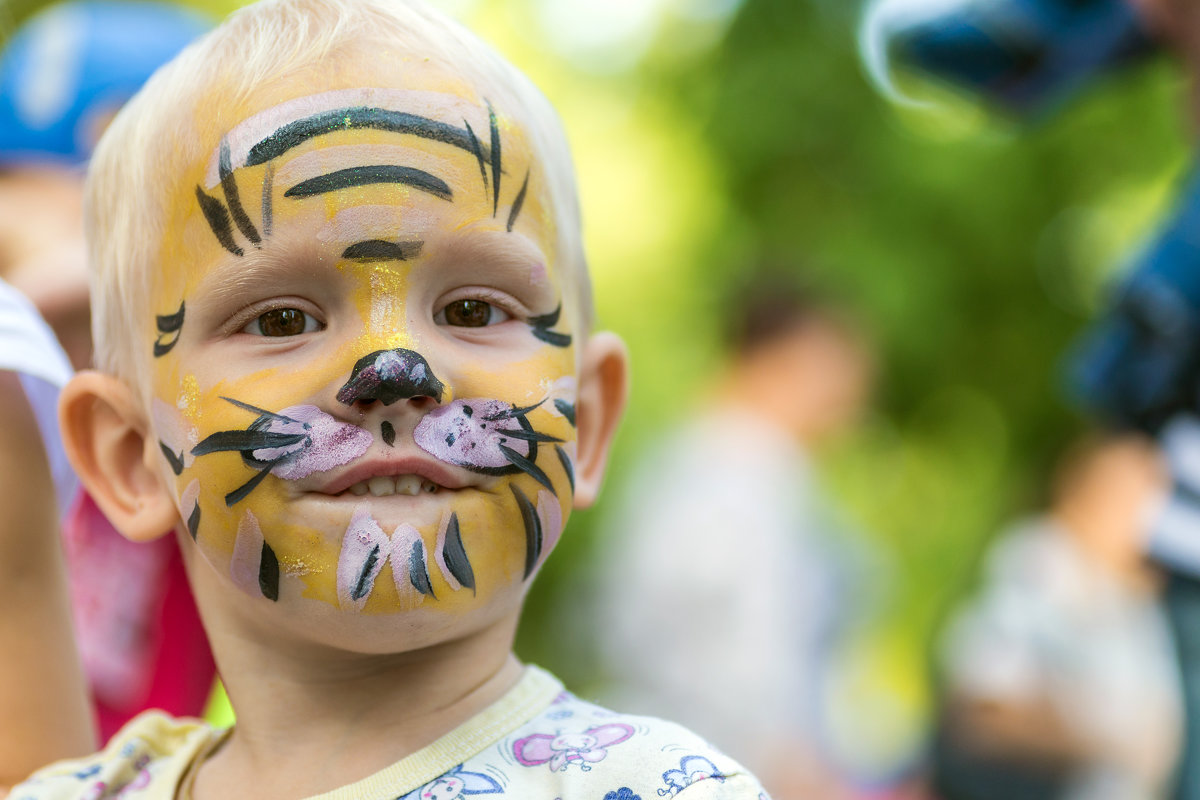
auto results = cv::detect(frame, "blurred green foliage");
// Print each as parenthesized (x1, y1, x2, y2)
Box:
(4, 0, 1191, 748)
(518, 0, 1192, 738)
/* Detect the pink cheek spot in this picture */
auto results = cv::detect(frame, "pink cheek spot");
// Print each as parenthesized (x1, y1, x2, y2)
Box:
(253, 405, 372, 480)
(529, 261, 548, 287)
(414, 398, 530, 470)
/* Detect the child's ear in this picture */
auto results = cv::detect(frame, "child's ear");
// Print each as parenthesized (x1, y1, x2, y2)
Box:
(58, 371, 178, 542)
(572, 332, 628, 509)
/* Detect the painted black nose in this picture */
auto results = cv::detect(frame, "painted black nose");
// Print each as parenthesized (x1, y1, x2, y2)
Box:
(336, 348, 445, 406)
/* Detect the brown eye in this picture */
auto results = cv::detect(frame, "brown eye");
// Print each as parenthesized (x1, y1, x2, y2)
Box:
(247, 308, 319, 336)
(442, 299, 496, 327)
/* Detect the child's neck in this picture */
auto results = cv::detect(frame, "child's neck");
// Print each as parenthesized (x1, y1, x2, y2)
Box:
(192, 603, 524, 800)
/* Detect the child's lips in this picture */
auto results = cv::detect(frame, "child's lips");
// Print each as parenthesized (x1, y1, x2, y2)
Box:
(309, 453, 472, 497)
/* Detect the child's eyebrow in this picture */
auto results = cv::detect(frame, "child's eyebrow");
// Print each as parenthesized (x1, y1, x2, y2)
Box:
(245, 107, 486, 167)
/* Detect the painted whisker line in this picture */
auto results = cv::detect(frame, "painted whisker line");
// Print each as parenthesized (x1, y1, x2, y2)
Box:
(285, 165, 452, 201)
(482, 399, 545, 422)
(244, 107, 490, 167)
(464, 119, 489, 194)
(195, 185, 243, 257)
(488, 102, 501, 216)
(219, 140, 261, 246)
(554, 445, 574, 493)
(219, 396, 306, 425)
(497, 428, 562, 444)
(224, 461, 282, 507)
(512, 484, 542, 580)
(499, 444, 553, 491)
(342, 239, 423, 262)
(506, 170, 529, 233)
(153, 301, 185, 357)
(191, 430, 307, 455)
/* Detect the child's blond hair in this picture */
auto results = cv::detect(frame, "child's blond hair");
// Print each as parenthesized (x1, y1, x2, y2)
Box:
(85, 0, 589, 394)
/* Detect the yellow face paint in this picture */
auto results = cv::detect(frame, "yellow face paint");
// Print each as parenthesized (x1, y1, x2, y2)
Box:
(147, 70, 577, 624)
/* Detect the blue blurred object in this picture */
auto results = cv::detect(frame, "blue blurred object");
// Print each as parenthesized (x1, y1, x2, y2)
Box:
(885, 0, 1156, 115)
(1069, 168, 1200, 435)
(0, 0, 210, 164)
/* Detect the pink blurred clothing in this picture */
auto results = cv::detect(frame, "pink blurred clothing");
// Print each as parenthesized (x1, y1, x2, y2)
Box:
(64, 490, 215, 742)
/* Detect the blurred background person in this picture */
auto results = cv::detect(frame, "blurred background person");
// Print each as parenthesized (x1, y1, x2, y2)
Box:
(593, 271, 876, 800)
(935, 434, 1180, 800)
(0, 0, 215, 741)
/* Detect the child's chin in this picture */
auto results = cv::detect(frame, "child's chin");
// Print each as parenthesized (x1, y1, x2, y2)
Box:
(226, 580, 527, 655)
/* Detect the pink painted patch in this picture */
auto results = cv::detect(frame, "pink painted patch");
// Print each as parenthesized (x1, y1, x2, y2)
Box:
(230, 511, 264, 597)
(336, 507, 389, 609)
(249, 405, 371, 480)
(389, 523, 426, 601)
(536, 490, 563, 567)
(414, 398, 530, 470)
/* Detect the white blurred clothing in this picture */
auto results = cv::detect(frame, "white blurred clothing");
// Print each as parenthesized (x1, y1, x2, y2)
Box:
(942, 517, 1182, 800)
(596, 406, 846, 770)
(0, 276, 76, 515)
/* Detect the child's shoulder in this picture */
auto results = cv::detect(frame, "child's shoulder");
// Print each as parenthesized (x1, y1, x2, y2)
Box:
(413, 665, 771, 800)
(8, 668, 772, 800)
(8, 711, 220, 800)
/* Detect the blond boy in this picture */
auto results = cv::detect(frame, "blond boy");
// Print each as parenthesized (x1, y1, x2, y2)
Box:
(4, 0, 769, 798)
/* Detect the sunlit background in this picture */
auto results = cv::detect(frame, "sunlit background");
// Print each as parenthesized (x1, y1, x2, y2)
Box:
(3, 0, 1192, 783)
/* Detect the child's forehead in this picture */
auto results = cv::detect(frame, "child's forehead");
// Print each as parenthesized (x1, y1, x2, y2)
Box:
(190, 58, 513, 170)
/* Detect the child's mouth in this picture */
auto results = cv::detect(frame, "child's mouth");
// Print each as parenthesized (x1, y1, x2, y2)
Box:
(342, 474, 442, 497)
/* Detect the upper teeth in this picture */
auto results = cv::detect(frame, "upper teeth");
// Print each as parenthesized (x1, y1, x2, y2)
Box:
(346, 475, 439, 497)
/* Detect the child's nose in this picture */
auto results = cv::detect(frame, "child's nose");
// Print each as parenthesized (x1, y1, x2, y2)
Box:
(336, 347, 445, 408)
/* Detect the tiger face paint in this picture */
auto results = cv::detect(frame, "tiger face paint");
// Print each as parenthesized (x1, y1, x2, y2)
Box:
(147, 64, 578, 628)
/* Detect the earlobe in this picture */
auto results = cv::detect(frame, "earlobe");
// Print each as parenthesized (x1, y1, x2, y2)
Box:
(58, 371, 178, 542)
(571, 332, 629, 509)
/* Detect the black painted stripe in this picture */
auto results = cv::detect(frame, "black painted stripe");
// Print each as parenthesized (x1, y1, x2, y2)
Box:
(156, 302, 185, 334)
(192, 430, 306, 455)
(186, 503, 201, 540)
(285, 165, 451, 201)
(245, 107, 479, 167)
(261, 163, 274, 238)
(553, 399, 576, 427)
(465, 119, 489, 194)
(259, 541, 280, 601)
(194, 186, 243, 256)
(351, 544, 381, 601)
(219, 140, 261, 246)
(442, 513, 475, 593)
(500, 444, 553, 492)
(506, 170, 529, 233)
(159, 441, 184, 475)
(409, 539, 435, 597)
(555, 444, 575, 494)
(512, 484, 542, 580)
(488, 103, 501, 216)
(341, 239, 423, 262)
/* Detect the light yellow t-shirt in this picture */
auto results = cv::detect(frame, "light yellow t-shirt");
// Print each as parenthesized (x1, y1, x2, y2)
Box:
(10, 665, 770, 800)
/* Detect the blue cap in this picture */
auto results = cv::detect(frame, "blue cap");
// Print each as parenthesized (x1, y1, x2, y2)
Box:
(0, 1, 210, 165)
